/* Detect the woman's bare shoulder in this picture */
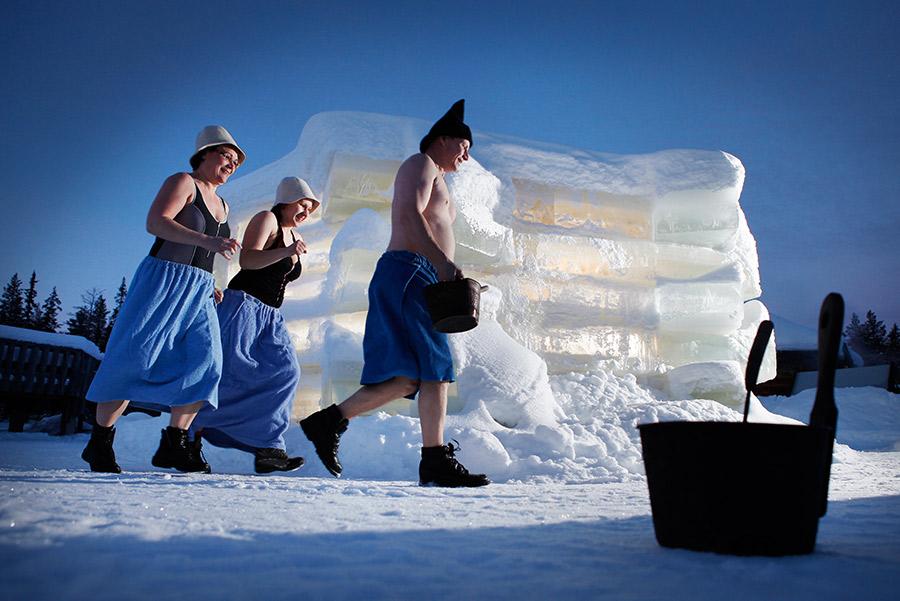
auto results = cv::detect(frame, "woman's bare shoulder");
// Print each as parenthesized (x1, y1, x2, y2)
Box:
(160, 172, 197, 198)
(248, 209, 278, 231)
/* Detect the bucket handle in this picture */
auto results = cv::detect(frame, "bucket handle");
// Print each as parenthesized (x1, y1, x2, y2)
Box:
(809, 293, 843, 431)
(742, 320, 774, 423)
(810, 292, 844, 518)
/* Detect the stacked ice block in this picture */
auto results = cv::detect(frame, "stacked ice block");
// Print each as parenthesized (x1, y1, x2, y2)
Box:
(219, 111, 774, 415)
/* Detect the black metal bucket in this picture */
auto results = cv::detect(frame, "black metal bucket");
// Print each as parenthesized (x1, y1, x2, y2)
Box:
(423, 278, 488, 334)
(638, 293, 843, 556)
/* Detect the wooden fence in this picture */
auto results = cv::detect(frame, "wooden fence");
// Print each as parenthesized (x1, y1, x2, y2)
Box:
(0, 337, 100, 434)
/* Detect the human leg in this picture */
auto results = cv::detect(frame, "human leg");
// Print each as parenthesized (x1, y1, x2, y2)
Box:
(417, 381, 447, 448)
(95, 400, 129, 427)
(169, 401, 204, 430)
(339, 377, 419, 419)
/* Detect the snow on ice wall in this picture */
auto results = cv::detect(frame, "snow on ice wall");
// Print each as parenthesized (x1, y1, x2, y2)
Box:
(220, 111, 775, 419)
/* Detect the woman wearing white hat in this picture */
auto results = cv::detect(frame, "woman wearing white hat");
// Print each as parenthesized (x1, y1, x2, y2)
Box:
(188, 177, 319, 474)
(81, 125, 244, 474)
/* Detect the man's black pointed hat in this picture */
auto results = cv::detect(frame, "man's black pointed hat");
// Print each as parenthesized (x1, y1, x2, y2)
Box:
(419, 99, 473, 153)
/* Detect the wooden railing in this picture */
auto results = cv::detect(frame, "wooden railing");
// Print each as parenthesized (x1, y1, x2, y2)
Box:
(0, 337, 100, 434)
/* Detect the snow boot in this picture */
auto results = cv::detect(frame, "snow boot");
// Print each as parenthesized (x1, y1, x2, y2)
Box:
(299, 404, 348, 477)
(81, 424, 122, 473)
(419, 441, 490, 488)
(190, 434, 212, 474)
(254, 448, 305, 474)
(151, 426, 211, 473)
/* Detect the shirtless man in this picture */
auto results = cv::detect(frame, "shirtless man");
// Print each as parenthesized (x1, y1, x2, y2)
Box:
(300, 100, 490, 487)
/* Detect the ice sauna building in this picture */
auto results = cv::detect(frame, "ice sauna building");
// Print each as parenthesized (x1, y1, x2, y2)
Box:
(219, 111, 775, 419)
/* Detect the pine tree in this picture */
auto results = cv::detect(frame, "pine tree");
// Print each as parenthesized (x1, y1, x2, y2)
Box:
(106, 277, 127, 341)
(888, 324, 900, 352)
(67, 288, 108, 349)
(861, 310, 887, 350)
(844, 312, 862, 344)
(66, 305, 92, 340)
(36, 287, 62, 333)
(24, 271, 40, 328)
(0, 273, 25, 327)
(92, 293, 110, 351)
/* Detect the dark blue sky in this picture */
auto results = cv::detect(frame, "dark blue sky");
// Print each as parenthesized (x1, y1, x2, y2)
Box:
(2, 0, 898, 328)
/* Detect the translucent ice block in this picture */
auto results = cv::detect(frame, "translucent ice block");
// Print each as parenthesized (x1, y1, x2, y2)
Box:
(652, 189, 740, 249)
(507, 234, 734, 288)
(524, 326, 659, 374)
(512, 178, 653, 239)
(655, 281, 744, 335)
(654, 243, 731, 281)
(510, 276, 658, 329)
(513, 234, 654, 284)
(322, 153, 400, 223)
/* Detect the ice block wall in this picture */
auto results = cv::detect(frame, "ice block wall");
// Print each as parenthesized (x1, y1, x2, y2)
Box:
(220, 112, 775, 416)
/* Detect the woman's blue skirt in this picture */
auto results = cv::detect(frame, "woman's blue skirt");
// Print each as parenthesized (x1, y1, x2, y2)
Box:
(86, 255, 222, 412)
(190, 289, 300, 452)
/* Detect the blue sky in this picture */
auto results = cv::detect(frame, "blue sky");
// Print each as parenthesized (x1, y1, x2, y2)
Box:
(2, 0, 898, 329)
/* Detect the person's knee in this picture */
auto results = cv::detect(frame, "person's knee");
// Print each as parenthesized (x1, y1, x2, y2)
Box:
(417, 380, 448, 400)
(393, 376, 419, 397)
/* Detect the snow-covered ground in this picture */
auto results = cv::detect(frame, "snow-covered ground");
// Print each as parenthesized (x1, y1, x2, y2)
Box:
(2, 384, 898, 600)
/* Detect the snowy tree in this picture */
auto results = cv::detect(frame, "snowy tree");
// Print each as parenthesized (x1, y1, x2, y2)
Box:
(0, 273, 25, 327)
(24, 271, 41, 328)
(36, 287, 62, 333)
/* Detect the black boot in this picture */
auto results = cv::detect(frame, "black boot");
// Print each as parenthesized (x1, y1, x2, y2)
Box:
(299, 404, 348, 477)
(151, 427, 212, 473)
(419, 441, 490, 488)
(81, 424, 122, 473)
(190, 434, 212, 474)
(254, 448, 305, 474)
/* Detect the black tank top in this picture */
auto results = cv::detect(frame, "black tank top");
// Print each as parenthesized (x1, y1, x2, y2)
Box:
(149, 183, 231, 273)
(227, 211, 303, 308)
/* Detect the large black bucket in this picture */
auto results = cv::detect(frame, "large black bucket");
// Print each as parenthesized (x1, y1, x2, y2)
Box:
(638, 293, 843, 556)
(423, 278, 487, 334)
(638, 421, 832, 555)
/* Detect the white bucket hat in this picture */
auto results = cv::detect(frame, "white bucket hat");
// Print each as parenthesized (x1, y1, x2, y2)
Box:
(276, 177, 320, 212)
(190, 125, 246, 167)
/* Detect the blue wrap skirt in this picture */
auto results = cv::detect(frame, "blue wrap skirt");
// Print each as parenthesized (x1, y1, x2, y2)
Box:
(87, 255, 222, 412)
(190, 289, 300, 452)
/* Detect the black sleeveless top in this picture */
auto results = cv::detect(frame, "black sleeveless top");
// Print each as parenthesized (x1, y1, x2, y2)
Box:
(227, 211, 303, 308)
(149, 183, 231, 273)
